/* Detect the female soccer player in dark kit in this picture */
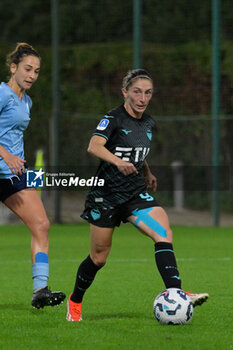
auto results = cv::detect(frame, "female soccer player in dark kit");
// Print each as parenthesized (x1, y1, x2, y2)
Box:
(66, 69, 208, 322)
(0, 43, 65, 308)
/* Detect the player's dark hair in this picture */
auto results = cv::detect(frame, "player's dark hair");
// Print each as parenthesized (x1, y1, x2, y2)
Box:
(122, 69, 153, 90)
(6, 42, 41, 71)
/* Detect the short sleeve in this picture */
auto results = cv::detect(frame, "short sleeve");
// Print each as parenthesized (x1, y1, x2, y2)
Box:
(0, 88, 10, 113)
(92, 115, 118, 141)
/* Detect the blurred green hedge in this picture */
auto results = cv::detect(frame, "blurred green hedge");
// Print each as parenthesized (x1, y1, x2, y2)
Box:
(0, 42, 232, 210)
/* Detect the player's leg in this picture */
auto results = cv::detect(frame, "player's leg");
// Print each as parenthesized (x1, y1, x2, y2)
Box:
(5, 189, 50, 260)
(67, 224, 114, 321)
(128, 206, 181, 289)
(4, 188, 65, 308)
(127, 206, 209, 306)
(71, 224, 114, 302)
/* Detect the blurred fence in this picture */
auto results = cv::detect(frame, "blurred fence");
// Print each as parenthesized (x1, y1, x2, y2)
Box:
(1, 113, 232, 225)
(0, 1, 232, 225)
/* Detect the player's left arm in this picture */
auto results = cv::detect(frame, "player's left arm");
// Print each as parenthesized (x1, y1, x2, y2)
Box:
(142, 161, 157, 192)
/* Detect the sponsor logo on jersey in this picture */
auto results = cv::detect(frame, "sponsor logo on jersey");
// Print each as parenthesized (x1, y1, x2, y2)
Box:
(95, 197, 103, 203)
(97, 119, 109, 130)
(121, 129, 132, 135)
(114, 146, 150, 162)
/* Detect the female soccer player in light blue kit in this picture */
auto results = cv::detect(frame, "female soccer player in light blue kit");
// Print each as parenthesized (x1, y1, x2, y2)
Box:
(0, 43, 65, 308)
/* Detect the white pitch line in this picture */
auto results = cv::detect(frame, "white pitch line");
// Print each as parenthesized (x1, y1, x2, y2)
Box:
(109, 257, 232, 262)
(0, 257, 231, 264)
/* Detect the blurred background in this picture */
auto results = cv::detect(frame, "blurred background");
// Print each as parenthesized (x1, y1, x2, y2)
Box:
(0, 0, 232, 225)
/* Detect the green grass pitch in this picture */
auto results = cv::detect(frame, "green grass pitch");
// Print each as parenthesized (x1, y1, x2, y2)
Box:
(0, 224, 232, 350)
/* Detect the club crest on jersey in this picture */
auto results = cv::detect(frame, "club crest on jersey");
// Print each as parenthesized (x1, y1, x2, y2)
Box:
(97, 119, 109, 130)
(146, 129, 152, 140)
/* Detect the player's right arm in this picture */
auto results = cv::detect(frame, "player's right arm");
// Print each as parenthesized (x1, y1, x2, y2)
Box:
(0, 144, 26, 175)
(0, 88, 26, 175)
(88, 135, 138, 176)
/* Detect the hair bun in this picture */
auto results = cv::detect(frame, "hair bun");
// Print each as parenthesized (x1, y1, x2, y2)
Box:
(6, 42, 40, 71)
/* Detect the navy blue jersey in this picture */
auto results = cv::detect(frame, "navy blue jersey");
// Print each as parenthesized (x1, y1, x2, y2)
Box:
(86, 104, 156, 208)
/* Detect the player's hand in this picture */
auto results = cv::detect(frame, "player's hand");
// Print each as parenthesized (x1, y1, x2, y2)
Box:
(2, 151, 26, 175)
(116, 160, 138, 176)
(144, 172, 157, 191)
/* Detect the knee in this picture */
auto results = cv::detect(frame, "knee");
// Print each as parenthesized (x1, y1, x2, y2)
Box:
(91, 253, 107, 268)
(38, 217, 50, 234)
(32, 216, 50, 237)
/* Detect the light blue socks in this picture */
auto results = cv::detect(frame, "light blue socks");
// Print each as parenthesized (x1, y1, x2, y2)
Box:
(32, 252, 49, 291)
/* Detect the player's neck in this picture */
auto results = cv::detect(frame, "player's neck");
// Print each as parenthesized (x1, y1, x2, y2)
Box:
(7, 80, 25, 100)
(124, 103, 143, 119)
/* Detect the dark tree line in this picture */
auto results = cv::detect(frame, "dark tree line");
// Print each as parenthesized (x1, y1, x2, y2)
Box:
(0, 1, 232, 211)
(0, 0, 232, 46)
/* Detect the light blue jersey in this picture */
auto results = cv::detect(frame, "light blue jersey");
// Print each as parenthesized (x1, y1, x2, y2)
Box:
(0, 82, 32, 178)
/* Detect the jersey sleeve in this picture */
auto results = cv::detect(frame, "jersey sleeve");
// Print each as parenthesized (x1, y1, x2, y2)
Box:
(0, 88, 10, 113)
(92, 115, 118, 141)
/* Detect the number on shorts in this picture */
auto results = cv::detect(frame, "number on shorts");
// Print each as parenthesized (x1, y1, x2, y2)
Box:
(139, 192, 154, 201)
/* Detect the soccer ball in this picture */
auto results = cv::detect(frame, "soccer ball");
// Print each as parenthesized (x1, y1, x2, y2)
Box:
(153, 288, 193, 325)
